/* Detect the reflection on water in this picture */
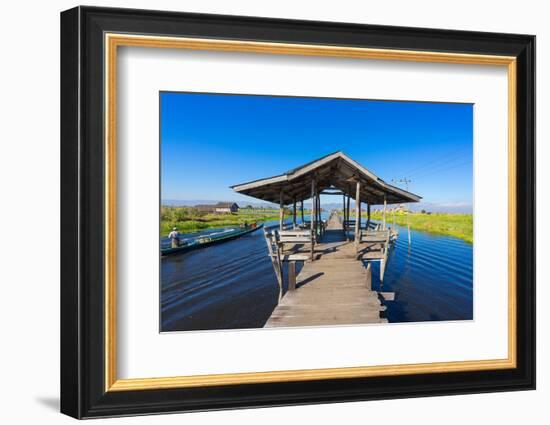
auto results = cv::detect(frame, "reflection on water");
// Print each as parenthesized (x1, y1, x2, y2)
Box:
(161, 217, 472, 332)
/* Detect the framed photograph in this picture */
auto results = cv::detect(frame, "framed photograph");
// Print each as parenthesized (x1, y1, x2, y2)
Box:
(60, 6, 535, 419)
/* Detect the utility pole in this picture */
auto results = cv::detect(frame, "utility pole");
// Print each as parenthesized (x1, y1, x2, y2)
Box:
(392, 178, 412, 245)
(392, 178, 412, 192)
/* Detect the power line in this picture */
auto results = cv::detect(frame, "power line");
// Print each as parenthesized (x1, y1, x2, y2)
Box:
(406, 154, 471, 180)
(411, 159, 471, 181)
(400, 147, 468, 177)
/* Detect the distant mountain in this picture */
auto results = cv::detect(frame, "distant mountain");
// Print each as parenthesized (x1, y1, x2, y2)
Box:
(162, 199, 472, 214)
(162, 199, 218, 206)
(410, 202, 473, 214)
(162, 199, 280, 209)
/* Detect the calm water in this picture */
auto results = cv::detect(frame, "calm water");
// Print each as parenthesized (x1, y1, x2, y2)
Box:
(161, 216, 472, 332)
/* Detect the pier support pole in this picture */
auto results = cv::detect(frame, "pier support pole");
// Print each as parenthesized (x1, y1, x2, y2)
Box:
(354, 181, 361, 250)
(367, 203, 370, 229)
(317, 192, 323, 236)
(346, 193, 351, 239)
(292, 198, 297, 229)
(383, 195, 387, 230)
(279, 191, 284, 231)
(288, 261, 296, 291)
(301, 199, 304, 224)
(342, 194, 346, 231)
(311, 180, 316, 232)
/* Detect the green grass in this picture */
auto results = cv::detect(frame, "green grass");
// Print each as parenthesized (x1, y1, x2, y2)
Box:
(160, 206, 291, 235)
(369, 211, 473, 243)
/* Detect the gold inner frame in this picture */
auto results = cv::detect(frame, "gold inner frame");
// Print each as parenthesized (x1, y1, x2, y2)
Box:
(104, 33, 517, 392)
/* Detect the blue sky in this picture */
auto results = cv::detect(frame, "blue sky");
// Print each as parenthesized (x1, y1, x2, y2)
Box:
(161, 92, 473, 212)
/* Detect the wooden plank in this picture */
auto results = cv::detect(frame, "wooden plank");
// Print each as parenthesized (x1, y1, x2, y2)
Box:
(265, 212, 387, 327)
(380, 292, 395, 301)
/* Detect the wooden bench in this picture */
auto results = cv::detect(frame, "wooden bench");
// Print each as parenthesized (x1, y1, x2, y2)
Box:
(360, 229, 390, 243)
(263, 229, 309, 302)
(277, 229, 315, 261)
(300, 220, 325, 240)
(358, 229, 391, 281)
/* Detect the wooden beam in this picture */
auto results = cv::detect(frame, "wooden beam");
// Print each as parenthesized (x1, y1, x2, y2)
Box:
(320, 190, 345, 195)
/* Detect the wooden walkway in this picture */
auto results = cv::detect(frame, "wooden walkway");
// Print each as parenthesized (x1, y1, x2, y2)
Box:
(265, 213, 388, 328)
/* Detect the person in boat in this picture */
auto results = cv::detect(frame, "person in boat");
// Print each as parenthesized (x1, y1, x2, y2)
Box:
(168, 227, 180, 248)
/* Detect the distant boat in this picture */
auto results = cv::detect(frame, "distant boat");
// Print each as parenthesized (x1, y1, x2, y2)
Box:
(161, 223, 264, 256)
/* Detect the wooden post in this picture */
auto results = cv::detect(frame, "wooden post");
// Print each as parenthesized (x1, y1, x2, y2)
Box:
(279, 191, 284, 231)
(264, 229, 283, 303)
(314, 194, 318, 236)
(346, 193, 351, 238)
(365, 263, 372, 290)
(367, 203, 371, 229)
(300, 199, 304, 224)
(310, 179, 316, 261)
(354, 181, 361, 248)
(292, 198, 297, 228)
(358, 199, 362, 228)
(311, 181, 316, 230)
(383, 195, 387, 230)
(288, 261, 296, 291)
(317, 193, 322, 236)
(342, 194, 346, 231)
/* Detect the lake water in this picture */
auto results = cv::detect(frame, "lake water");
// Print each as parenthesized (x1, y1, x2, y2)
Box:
(161, 215, 473, 332)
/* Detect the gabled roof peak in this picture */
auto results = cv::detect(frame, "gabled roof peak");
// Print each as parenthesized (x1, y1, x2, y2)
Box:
(231, 152, 421, 205)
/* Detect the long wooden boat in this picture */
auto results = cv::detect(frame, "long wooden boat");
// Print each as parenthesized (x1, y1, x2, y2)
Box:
(161, 223, 264, 256)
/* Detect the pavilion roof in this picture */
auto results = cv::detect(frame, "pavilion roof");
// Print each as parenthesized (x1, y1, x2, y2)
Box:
(230, 151, 421, 205)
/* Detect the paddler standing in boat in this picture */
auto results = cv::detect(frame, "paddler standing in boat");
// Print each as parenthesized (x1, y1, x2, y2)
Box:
(168, 227, 180, 248)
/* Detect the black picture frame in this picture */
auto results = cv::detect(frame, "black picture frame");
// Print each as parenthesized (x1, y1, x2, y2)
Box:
(61, 5, 535, 419)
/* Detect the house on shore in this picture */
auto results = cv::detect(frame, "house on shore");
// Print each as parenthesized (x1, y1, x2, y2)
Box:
(195, 202, 239, 214)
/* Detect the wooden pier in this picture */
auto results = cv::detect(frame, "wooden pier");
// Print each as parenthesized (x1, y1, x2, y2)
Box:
(265, 213, 388, 327)
(231, 151, 420, 328)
